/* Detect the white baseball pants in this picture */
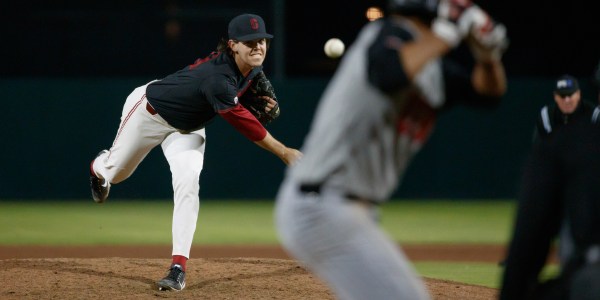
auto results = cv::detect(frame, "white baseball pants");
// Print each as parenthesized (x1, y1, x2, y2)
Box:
(92, 81, 205, 258)
(275, 177, 431, 300)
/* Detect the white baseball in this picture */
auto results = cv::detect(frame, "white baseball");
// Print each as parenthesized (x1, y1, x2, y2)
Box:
(324, 38, 345, 58)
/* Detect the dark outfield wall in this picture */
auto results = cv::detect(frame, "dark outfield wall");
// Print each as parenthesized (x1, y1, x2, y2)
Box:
(1, 77, 595, 199)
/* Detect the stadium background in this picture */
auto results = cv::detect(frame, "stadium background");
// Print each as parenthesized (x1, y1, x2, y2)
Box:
(2, 0, 599, 200)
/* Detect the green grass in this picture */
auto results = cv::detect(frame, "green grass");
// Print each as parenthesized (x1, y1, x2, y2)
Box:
(414, 261, 559, 288)
(0, 199, 516, 245)
(0, 200, 282, 245)
(415, 261, 503, 288)
(380, 200, 515, 244)
(0, 199, 524, 288)
(0, 200, 171, 244)
(195, 200, 280, 243)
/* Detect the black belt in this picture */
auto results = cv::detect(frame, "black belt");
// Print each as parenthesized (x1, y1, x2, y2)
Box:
(299, 184, 379, 206)
(145, 102, 198, 134)
(299, 184, 322, 194)
(146, 102, 157, 115)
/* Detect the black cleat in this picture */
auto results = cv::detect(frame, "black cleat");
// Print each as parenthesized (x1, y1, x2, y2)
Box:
(157, 264, 186, 291)
(90, 150, 110, 203)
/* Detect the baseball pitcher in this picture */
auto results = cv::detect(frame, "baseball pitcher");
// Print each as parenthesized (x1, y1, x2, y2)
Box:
(89, 13, 301, 292)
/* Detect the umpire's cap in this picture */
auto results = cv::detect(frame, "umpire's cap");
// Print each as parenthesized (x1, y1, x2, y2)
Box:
(555, 74, 580, 96)
(388, 0, 439, 20)
(228, 14, 273, 42)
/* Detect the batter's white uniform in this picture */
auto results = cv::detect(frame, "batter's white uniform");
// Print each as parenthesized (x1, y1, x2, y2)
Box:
(275, 17, 499, 299)
(93, 81, 206, 258)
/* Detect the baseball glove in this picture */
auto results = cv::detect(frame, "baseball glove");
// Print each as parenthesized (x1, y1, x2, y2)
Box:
(239, 71, 280, 125)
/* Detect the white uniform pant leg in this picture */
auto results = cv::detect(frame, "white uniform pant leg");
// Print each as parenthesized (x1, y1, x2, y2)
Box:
(275, 178, 430, 300)
(93, 84, 171, 184)
(161, 129, 206, 259)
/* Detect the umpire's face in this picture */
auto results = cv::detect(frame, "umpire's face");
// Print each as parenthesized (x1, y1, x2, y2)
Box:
(554, 90, 581, 114)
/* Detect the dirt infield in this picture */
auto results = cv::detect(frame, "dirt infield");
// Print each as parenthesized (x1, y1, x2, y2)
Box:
(0, 244, 506, 299)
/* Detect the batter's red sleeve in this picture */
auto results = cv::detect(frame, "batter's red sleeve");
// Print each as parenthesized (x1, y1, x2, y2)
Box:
(219, 104, 267, 141)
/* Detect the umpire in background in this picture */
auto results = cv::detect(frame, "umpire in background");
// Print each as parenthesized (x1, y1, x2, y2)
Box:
(535, 75, 599, 267)
(499, 75, 600, 299)
(534, 75, 598, 141)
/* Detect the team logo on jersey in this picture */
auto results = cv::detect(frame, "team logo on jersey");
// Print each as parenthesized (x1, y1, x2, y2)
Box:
(234, 96, 239, 104)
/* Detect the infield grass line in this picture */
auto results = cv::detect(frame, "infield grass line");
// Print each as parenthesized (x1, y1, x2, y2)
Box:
(0, 199, 525, 289)
(0, 199, 515, 245)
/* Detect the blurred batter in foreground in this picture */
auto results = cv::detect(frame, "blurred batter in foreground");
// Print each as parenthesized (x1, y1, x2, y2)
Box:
(275, 0, 508, 299)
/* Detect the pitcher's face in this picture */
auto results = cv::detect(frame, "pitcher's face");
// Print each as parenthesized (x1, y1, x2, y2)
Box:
(230, 38, 268, 74)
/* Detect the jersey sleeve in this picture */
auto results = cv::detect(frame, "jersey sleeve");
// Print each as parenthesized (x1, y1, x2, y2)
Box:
(204, 76, 267, 141)
(219, 104, 267, 141)
(534, 105, 552, 140)
(366, 19, 411, 95)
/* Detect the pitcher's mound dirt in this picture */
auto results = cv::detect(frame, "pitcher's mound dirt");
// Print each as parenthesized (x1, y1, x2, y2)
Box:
(0, 244, 504, 299)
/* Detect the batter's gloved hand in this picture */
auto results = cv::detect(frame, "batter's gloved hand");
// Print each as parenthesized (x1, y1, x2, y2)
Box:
(432, 0, 490, 48)
(468, 20, 509, 62)
(239, 71, 281, 125)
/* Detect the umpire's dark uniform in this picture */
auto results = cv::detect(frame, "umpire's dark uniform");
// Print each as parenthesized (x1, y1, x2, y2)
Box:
(533, 100, 599, 141)
(500, 98, 600, 299)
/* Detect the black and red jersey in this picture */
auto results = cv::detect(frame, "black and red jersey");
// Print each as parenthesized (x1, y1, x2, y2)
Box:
(146, 51, 262, 132)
